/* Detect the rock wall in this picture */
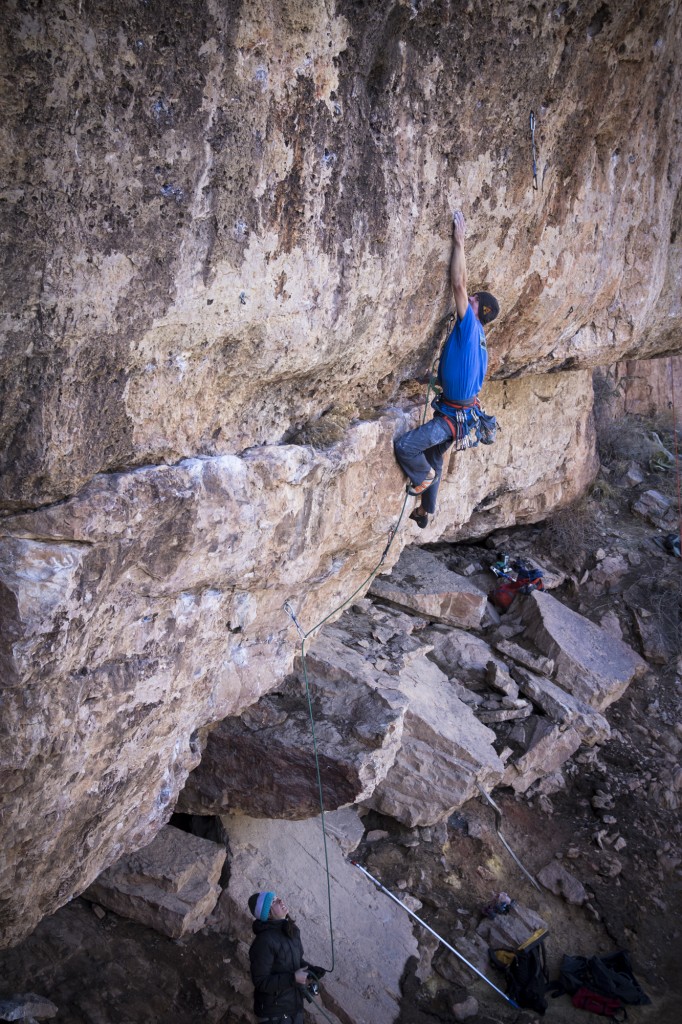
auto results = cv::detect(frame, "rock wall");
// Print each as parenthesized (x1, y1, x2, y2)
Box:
(1, 0, 681, 509)
(596, 354, 682, 425)
(0, 370, 594, 946)
(1, 0, 681, 948)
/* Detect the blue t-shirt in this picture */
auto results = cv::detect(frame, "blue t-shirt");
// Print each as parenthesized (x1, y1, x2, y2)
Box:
(434, 304, 488, 407)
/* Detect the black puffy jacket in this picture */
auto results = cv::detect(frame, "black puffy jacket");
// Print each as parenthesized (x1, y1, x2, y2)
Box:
(249, 918, 306, 1018)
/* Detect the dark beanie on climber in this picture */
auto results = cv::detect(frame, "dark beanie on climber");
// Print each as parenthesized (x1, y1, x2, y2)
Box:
(475, 291, 499, 325)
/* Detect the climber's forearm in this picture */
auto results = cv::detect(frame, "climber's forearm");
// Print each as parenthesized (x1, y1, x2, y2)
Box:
(450, 211, 469, 319)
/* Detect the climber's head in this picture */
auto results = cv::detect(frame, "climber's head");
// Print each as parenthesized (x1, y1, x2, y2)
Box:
(471, 291, 499, 325)
(248, 891, 289, 921)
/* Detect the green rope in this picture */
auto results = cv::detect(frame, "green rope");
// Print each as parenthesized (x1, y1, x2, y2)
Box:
(284, 344, 444, 975)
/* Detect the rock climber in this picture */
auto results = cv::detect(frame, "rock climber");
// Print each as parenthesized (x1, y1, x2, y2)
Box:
(394, 210, 499, 528)
(248, 890, 326, 1023)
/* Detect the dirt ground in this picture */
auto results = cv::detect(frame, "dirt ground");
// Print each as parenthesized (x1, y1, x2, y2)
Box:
(0, 417, 680, 1023)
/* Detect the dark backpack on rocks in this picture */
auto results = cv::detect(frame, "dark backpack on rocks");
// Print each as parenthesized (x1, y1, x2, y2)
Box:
(489, 927, 550, 1014)
(552, 950, 650, 1010)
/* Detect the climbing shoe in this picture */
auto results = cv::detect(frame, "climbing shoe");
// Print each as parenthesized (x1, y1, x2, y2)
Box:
(409, 508, 429, 529)
(407, 469, 436, 496)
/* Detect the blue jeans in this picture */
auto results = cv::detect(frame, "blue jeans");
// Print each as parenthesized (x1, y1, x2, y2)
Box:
(394, 415, 453, 514)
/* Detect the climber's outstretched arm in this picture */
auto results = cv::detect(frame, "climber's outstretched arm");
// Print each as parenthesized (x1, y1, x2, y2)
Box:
(450, 210, 469, 321)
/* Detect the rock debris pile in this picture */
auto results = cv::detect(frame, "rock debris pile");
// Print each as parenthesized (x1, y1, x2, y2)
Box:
(179, 544, 645, 831)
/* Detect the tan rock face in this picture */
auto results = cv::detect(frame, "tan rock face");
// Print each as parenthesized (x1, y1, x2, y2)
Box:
(0, 371, 594, 946)
(1, 1, 680, 509)
(1, 0, 680, 951)
(176, 643, 408, 819)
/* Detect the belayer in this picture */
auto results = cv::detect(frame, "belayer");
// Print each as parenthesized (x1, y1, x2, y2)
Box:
(248, 890, 326, 1023)
(394, 210, 499, 528)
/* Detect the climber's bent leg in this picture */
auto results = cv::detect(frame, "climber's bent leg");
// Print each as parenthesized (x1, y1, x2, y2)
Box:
(394, 417, 453, 514)
(394, 417, 452, 487)
(419, 436, 454, 514)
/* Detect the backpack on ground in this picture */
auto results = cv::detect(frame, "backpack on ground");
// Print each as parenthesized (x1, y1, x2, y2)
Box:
(552, 950, 650, 1009)
(489, 926, 550, 1014)
(489, 560, 545, 612)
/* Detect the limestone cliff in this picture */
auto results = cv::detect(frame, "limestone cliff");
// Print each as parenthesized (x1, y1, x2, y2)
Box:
(0, 0, 681, 947)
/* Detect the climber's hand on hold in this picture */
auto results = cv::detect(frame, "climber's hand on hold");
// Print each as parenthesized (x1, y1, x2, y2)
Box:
(452, 209, 466, 244)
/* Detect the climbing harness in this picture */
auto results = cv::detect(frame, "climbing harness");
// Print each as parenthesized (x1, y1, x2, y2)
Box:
(530, 111, 538, 191)
(350, 861, 520, 1009)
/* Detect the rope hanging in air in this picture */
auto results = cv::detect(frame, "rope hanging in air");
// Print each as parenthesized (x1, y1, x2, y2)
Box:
(282, 337, 444, 974)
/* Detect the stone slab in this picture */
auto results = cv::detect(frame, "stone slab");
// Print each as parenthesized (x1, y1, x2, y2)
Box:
(517, 591, 646, 710)
(370, 547, 488, 629)
(366, 654, 504, 826)
(84, 826, 226, 939)
(511, 666, 611, 746)
(222, 814, 418, 1024)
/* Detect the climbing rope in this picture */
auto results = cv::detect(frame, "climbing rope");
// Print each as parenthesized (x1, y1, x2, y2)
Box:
(670, 357, 682, 555)
(283, 341, 444, 974)
(530, 111, 538, 191)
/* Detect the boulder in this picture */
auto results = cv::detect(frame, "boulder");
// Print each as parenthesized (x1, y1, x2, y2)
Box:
(476, 902, 548, 950)
(370, 548, 489, 629)
(177, 640, 407, 818)
(222, 813, 418, 1024)
(84, 825, 226, 939)
(426, 628, 508, 688)
(366, 654, 505, 826)
(627, 604, 673, 665)
(0, 995, 57, 1021)
(632, 489, 674, 527)
(517, 591, 646, 709)
(591, 553, 630, 589)
(510, 666, 611, 746)
(537, 861, 587, 905)
(504, 722, 584, 794)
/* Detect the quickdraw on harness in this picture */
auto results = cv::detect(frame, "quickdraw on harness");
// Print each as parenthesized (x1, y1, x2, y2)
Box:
(439, 395, 481, 445)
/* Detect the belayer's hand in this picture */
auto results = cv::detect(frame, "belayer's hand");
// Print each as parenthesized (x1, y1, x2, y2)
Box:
(295, 968, 309, 985)
(308, 965, 326, 979)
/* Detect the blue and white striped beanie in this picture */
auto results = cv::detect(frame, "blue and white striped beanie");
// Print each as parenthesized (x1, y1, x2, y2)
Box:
(248, 891, 275, 921)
